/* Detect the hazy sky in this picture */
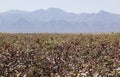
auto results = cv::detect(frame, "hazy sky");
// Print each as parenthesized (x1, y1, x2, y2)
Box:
(0, 0, 120, 14)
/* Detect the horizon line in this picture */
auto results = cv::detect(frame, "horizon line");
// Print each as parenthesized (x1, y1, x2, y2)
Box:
(0, 8, 119, 15)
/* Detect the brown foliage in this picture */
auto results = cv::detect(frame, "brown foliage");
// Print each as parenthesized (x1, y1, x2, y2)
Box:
(0, 33, 120, 77)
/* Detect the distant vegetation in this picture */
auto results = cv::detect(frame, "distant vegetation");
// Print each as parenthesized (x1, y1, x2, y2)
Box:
(0, 33, 120, 77)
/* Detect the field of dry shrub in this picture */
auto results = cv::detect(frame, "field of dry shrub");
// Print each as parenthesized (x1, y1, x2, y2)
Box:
(0, 33, 120, 77)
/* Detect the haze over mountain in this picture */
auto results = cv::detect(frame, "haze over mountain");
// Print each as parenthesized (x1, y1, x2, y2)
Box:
(0, 8, 120, 33)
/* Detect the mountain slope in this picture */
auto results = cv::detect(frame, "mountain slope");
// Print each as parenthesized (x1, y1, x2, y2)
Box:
(0, 8, 120, 33)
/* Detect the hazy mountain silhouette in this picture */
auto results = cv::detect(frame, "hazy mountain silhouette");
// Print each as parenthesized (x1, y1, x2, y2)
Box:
(0, 8, 120, 33)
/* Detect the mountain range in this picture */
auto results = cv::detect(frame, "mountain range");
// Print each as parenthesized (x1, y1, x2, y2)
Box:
(0, 8, 120, 33)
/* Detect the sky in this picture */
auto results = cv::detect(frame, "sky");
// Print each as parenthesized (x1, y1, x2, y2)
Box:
(0, 0, 120, 14)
